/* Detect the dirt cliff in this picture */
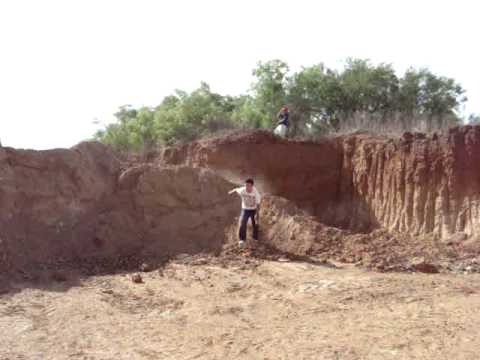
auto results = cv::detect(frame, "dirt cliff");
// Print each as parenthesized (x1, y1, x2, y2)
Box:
(159, 131, 345, 227)
(2, 126, 480, 275)
(160, 126, 480, 241)
(341, 126, 480, 240)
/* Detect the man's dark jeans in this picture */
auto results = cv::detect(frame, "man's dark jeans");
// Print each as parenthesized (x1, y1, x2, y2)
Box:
(239, 209, 258, 241)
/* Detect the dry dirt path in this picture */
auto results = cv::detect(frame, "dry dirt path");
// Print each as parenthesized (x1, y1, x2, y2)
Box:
(1, 258, 480, 360)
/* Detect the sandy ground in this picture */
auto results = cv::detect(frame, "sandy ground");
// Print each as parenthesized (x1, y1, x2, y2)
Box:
(2, 257, 480, 360)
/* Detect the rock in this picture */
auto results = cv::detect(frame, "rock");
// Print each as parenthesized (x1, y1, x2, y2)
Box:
(139, 263, 152, 272)
(402, 132, 414, 141)
(131, 274, 143, 284)
(461, 237, 480, 253)
(51, 271, 67, 282)
(445, 232, 468, 245)
(408, 258, 439, 274)
(191, 258, 208, 266)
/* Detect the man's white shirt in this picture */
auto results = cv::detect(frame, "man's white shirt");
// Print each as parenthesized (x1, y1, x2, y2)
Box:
(234, 186, 261, 210)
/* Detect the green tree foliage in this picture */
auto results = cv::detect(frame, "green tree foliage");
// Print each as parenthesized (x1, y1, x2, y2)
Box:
(95, 83, 236, 150)
(398, 68, 466, 130)
(250, 60, 289, 128)
(153, 83, 236, 144)
(95, 59, 468, 151)
(284, 60, 465, 134)
(287, 63, 343, 134)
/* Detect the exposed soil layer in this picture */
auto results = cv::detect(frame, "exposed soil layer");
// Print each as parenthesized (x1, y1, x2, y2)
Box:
(340, 127, 480, 239)
(160, 130, 346, 227)
(160, 126, 480, 240)
(2, 126, 480, 277)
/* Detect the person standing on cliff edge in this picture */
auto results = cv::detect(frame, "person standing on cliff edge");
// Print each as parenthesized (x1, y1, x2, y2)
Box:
(274, 105, 290, 137)
(228, 178, 262, 247)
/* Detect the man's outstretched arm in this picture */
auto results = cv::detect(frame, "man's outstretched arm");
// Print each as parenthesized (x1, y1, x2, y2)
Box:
(228, 188, 239, 195)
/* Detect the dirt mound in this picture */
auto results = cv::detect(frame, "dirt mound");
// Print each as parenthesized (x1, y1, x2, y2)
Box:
(222, 194, 470, 272)
(112, 165, 238, 256)
(0, 142, 120, 272)
(0, 143, 238, 275)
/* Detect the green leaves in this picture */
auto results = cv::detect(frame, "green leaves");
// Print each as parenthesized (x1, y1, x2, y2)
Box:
(94, 58, 468, 151)
(95, 83, 237, 150)
(250, 60, 289, 127)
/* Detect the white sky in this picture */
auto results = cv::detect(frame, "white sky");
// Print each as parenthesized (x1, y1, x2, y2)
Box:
(0, 0, 478, 149)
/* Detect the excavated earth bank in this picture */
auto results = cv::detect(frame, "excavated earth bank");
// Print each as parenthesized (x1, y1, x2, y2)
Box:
(159, 126, 480, 240)
(1, 126, 480, 278)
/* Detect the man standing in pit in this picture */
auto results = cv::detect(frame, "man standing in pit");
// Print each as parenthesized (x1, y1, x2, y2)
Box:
(228, 178, 262, 247)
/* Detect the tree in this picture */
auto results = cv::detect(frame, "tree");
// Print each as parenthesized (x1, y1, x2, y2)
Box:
(398, 68, 423, 130)
(94, 105, 144, 151)
(231, 95, 266, 128)
(94, 59, 469, 150)
(250, 60, 289, 128)
(336, 59, 400, 131)
(154, 82, 237, 144)
(287, 64, 343, 133)
(398, 68, 466, 131)
(95, 83, 238, 149)
(419, 71, 466, 130)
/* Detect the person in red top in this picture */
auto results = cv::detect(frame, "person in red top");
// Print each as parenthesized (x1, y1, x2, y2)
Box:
(228, 178, 262, 247)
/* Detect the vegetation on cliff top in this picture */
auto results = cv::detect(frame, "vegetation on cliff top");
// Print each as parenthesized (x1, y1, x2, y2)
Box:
(95, 59, 468, 151)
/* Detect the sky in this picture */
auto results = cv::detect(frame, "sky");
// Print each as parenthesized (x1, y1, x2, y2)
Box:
(0, 0, 478, 149)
